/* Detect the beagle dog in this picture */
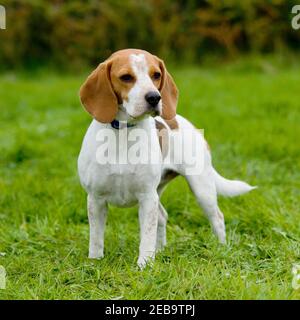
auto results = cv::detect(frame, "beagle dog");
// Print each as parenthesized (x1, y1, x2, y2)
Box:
(78, 49, 255, 268)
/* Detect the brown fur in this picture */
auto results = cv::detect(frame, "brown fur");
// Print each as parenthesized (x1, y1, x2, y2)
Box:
(155, 119, 169, 158)
(79, 61, 118, 123)
(79, 49, 179, 124)
(164, 118, 179, 130)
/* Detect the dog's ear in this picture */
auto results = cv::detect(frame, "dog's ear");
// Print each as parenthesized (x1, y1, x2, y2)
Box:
(79, 60, 118, 123)
(158, 58, 179, 121)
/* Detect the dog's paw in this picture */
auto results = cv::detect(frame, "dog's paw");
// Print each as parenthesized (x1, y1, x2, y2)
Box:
(137, 254, 155, 270)
(88, 252, 104, 260)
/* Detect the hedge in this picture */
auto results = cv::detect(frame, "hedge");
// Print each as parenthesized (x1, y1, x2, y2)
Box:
(0, 0, 299, 69)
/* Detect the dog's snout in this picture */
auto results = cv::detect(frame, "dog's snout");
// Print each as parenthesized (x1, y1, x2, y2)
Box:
(145, 91, 161, 107)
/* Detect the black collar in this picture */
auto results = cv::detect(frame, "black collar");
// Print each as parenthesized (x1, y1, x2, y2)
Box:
(110, 119, 136, 130)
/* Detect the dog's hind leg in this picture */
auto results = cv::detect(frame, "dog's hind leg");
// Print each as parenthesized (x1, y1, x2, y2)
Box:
(87, 194, 108, 259)
(185, 174, 226, 244)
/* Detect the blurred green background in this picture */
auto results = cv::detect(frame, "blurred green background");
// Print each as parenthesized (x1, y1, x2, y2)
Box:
(1, 0, 300, 70)
(0, 0, 300, 300)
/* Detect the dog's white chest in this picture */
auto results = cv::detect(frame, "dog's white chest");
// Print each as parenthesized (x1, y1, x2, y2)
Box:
(101, 164, 160, 207)
(78, 119, 162, 207)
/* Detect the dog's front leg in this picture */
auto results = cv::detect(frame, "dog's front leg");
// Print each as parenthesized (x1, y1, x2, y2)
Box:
(137, 193, 159, 269)
(87, 194, 108, 259)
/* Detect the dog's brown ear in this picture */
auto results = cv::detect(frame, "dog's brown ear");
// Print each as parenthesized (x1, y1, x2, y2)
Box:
(79, 61, 118, 123)
(158, 59, 179, 121)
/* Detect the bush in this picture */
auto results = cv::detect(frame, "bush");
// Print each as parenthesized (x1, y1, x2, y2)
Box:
(0, 0, 299, 70)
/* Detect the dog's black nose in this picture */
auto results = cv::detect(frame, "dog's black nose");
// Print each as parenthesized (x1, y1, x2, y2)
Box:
(145, 91, 161, 107)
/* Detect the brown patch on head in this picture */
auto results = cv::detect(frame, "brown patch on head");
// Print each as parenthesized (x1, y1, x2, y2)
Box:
(112, 49, 165, 94)
(111, 49, 179, 124)
(109, 50, 138, 104)
(79, 48, 179, 124)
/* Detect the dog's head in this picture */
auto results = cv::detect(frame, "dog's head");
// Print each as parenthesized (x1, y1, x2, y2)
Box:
(79, 49, 178, 123)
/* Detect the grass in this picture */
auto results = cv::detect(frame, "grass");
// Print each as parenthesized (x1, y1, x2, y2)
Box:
(0, 56, 299, 299)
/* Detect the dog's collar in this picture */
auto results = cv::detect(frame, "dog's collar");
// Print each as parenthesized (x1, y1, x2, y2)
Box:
(110, 119, 136, 130)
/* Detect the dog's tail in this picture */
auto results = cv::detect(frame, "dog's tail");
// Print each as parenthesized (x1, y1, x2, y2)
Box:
(213, 168, 257, 197)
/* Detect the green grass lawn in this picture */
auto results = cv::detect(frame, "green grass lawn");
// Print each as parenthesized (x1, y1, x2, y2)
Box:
(0, 57, 299, 299)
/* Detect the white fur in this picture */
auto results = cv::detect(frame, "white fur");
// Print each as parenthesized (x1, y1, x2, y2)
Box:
(213, 168, 257, 197)
(78, 54, 256, 268)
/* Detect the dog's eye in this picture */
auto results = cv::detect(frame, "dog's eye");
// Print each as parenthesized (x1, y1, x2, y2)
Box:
(153, 72, 161, 80)
(120, 74, 134, 82)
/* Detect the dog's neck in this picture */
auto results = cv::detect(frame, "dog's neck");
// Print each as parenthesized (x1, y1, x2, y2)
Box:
(114, 106, 152, 129)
